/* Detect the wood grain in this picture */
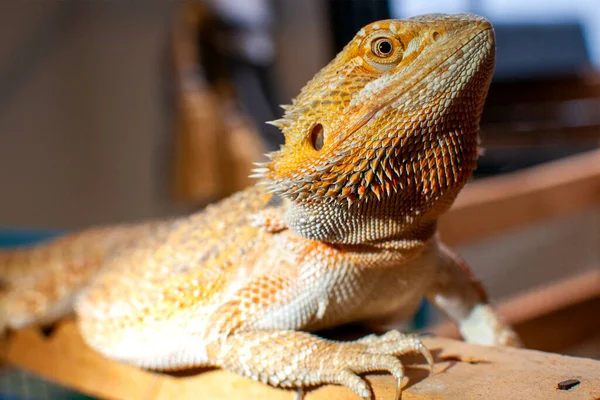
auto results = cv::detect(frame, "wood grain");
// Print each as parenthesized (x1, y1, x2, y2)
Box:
(5, 321, 600, 400)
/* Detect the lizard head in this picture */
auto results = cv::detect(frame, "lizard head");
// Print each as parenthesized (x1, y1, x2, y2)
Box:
(254, 14, 495, 244)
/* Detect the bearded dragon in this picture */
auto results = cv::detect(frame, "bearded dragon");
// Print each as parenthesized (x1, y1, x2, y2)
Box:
(1, 13, 519, 400)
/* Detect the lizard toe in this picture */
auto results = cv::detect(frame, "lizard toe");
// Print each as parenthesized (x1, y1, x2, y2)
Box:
(336, 353, 406, 400)
(334, 369, 372, 400)
(363, 331, 434, 373)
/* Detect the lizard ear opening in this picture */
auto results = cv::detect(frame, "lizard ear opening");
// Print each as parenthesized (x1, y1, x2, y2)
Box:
(309, 123, 325, 151)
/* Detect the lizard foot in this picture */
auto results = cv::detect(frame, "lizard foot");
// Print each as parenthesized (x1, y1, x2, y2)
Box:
(218, 330, 433, 400)
(334, 330, 434, 400)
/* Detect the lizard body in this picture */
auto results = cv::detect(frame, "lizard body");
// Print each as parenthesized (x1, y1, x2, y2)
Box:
(1, 14, 519, 399)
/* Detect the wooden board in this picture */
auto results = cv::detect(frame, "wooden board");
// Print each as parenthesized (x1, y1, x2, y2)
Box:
(5, 321, 600, 400)
(440, 148, 600, 245)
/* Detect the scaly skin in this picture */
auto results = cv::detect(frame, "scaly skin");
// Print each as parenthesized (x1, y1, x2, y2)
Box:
(1, 14, 519, 399)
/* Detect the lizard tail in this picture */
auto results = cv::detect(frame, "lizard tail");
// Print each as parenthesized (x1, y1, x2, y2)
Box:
(0, 222, 163, 333)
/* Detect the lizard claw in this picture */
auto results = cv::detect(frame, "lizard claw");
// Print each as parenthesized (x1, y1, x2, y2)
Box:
(294, 388, 305, 400)
(418, 341, 435, 375)
(391, 359, 405, 400)
(395, 372, 403, 400)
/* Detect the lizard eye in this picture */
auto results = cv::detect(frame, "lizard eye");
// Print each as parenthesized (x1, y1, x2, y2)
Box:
(371, 38, 394, 58)
(364, 33, 403, 72)
(309, 123, 324, 151)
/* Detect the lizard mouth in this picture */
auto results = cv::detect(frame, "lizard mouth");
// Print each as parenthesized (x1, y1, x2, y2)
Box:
(341, 27, 494, 142)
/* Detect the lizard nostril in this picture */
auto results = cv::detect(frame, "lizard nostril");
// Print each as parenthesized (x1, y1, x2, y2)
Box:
(432, 31, 441, 42)
(310, 123, 325, 151)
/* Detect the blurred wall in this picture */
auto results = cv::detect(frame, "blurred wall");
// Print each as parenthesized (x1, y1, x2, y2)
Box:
(0, 1, 183, 229)
(0, 0, 332, 230)
(273, 0, 332, 104)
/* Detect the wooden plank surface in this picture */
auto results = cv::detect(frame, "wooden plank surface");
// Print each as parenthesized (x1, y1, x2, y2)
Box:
(5, 321, 600, 400)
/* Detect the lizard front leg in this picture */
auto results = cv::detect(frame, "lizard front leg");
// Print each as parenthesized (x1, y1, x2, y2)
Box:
(205, 270, 432, 400)
(426, 240, 521, 346)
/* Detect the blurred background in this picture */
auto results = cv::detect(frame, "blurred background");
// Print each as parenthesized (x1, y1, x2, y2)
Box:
(0, 0, 599, 399)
